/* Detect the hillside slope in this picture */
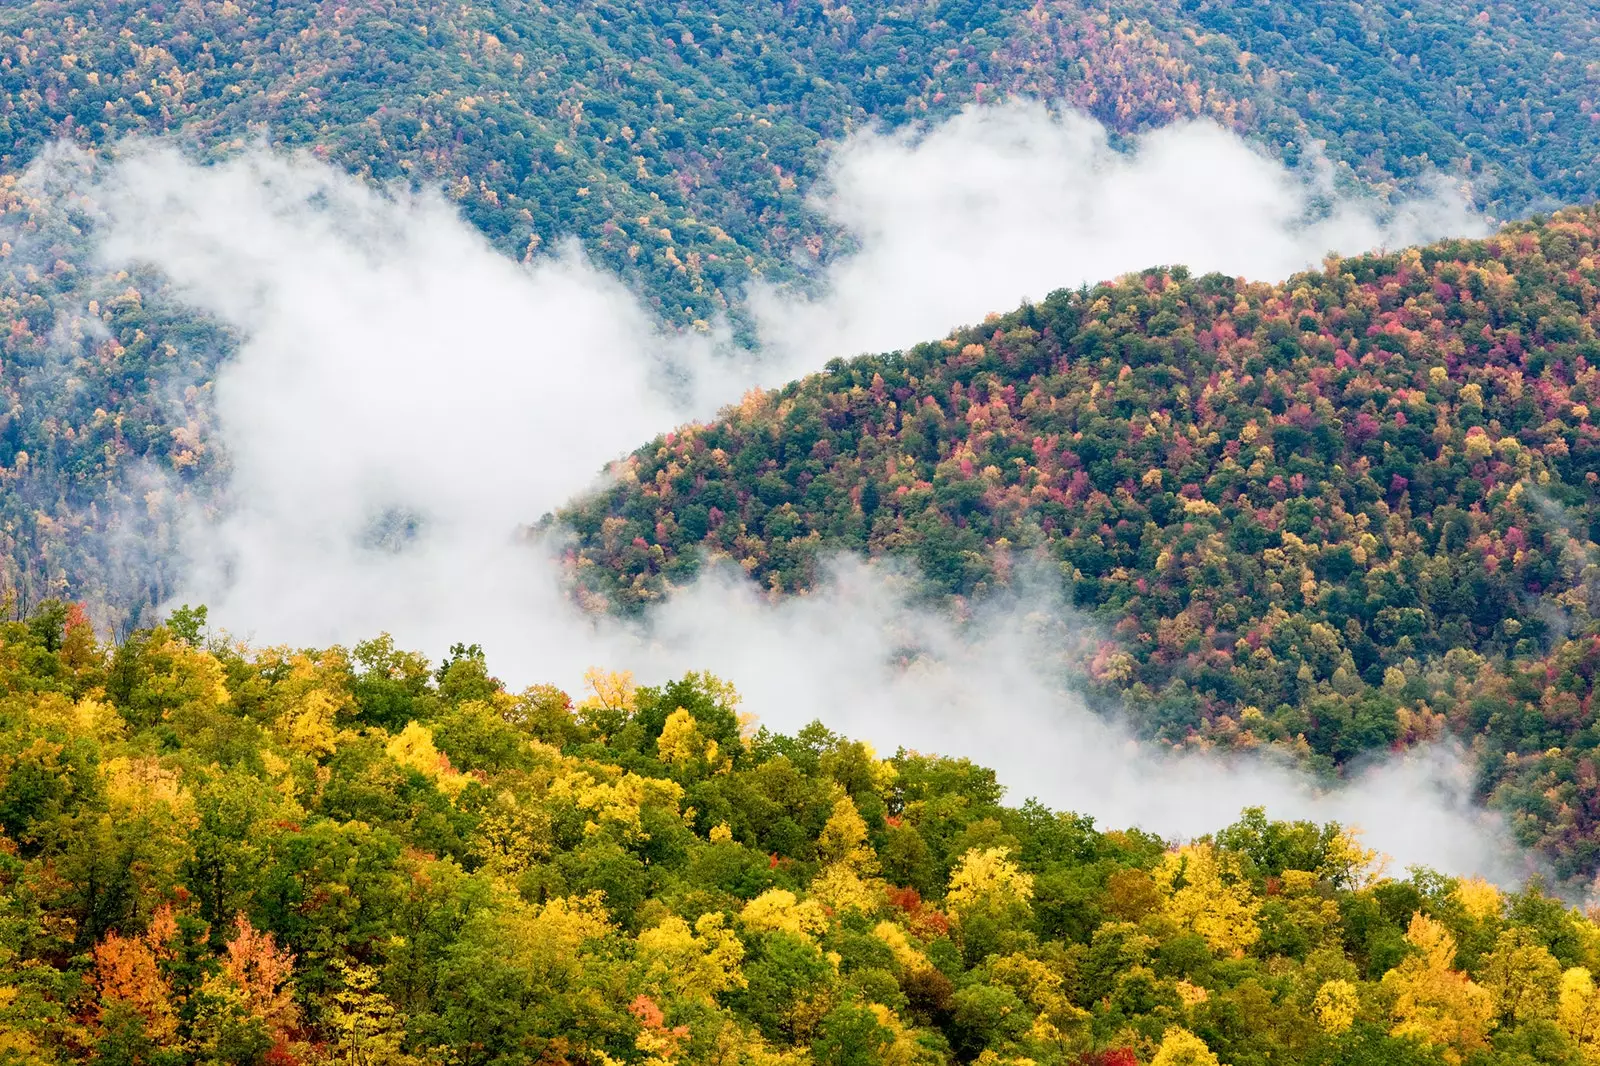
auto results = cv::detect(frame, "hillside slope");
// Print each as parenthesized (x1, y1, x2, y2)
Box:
(0, 610, 1590, 1064)
(0, 0, 1598, 623)
(558, 206, 1600, 877)
(4, 0, 1600, 324)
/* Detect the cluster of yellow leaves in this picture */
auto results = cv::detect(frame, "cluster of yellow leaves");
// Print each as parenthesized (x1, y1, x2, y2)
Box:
(658, 708, 729, 772)
(577, 668, 637, 734)
(314, 960, 424, 1066)
(810, 797, 885, 913)
(740, 889, 829, 939)
(1455, 877, 1504, 922)
(1383, 914, 1495, 1063)
(102, 756, 194, 824)
(546, 765, 685, 841)
(473, 789, 554, 874)
(257, 649, 356, 758)
(385, 722, 470, 797)
(946, 847, 1034, 919)
(989, 952, 1090, 1049)
(19, 691, 123, 742)
(486, 890, 615, 991)
(1314, 979, 1360, 1034)
(873, 921, 932, 974)
(1482, 927, 1561, 1024)
(1318, 828, 1389, 889)
(1558, 966, 1600, 1060)
(1149, 1027, 1220, 1066)
(636, 913, 747, 1003)
(1152, 843, 1259, 955)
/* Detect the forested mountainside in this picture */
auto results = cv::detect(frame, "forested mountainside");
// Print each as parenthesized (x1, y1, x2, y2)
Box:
(558, 206, 1600, 881)
(5, 0, 1595, 327)
(0, 0, 1597, 619)
(1, 606, 1599, 1066)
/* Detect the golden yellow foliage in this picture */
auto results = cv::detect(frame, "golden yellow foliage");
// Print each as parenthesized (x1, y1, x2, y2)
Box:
(809, 863, 882, 914)
(710, 822, 734, 844)
(873, 921, 931, 974)
(1318, 828, 1389, 889)
(21, 692, 123, 742)
(818, 796, 876, 871)
(1558, 966, 1600, 1056)
(1149, 1027, 1220, 1066)
(492, 890, 613, 981)
(1153, 843, 1260, 955)
(280, 687, 343, 758)
(578, 668, 637, 733)
(1455, 877, 1504, 922)
(102, 756, 194, 823)
(990, 950, 1090, 1044)
(636, 912, 747, 1002)
(1482, 927, 1561, 1023)
(386, 722, 468, 797)
(1383, 913, 1496, 1063)
(972, 1053, 1035, 1066)
(1314, 978, 1359, 1034)
(657, 708, 706, 767)
(473, 790, 553, 873)
(317, 960, 424, 1065)
(546, 765, 684, 841)
(740, 889, 829, 939)
(946, 847, 1034, 918)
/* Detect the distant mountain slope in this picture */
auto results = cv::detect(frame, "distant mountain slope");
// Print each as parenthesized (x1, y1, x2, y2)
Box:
(0, 0, 1597, 622)
(3, 0, 1599, 327)
(557, 207, 1600, 876)
(1173, 0, 1600, 210)
(0, 0, 1251, 327)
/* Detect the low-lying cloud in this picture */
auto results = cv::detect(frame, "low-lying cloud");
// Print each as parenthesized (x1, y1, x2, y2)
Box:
(752, 101, 1486, 372)
(31, 105, 1523, 878)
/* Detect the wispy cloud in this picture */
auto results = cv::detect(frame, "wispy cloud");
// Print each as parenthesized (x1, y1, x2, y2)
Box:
(752, 101, 1486, 373)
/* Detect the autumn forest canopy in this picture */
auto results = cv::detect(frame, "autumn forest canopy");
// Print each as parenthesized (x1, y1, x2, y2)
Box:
(9, 0, 1600, 1063)
(0, 607, 1595, 1066)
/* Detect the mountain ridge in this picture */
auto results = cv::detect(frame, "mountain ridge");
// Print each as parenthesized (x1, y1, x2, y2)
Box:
(556, 206, 1600, 877)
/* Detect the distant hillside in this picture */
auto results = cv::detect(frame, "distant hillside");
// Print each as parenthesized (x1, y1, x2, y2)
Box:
(2, 0, 1600, 623)
(4, 0, 1600, 326)
(559, 206, 1600, 878)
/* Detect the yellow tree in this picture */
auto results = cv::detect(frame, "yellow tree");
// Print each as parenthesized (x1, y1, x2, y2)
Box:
(1152, 843, 1260, 955)
(1382, 913, 1495, 1063)
(1557, 966, 1600, 1061)
(810, 796, 884, 913)
(739, 889, 829, 940)
(315, 961, 423, 1066)
(1454, 878, 1504, 923)
(636, 913, 747, 1004)
(946, 847, 1034, 920)
(1149, 1027, 1220, 1066)
(1313, 979, 1359, 1035)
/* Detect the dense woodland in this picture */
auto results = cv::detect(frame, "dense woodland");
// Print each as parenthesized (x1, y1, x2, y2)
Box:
(559, 206, 1600, 881)
(1, 605, 1600, 1065)
(2, 0, 1600, 620)
(12, 4, 1600, 1057)
(0, 0, 1590, 612)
